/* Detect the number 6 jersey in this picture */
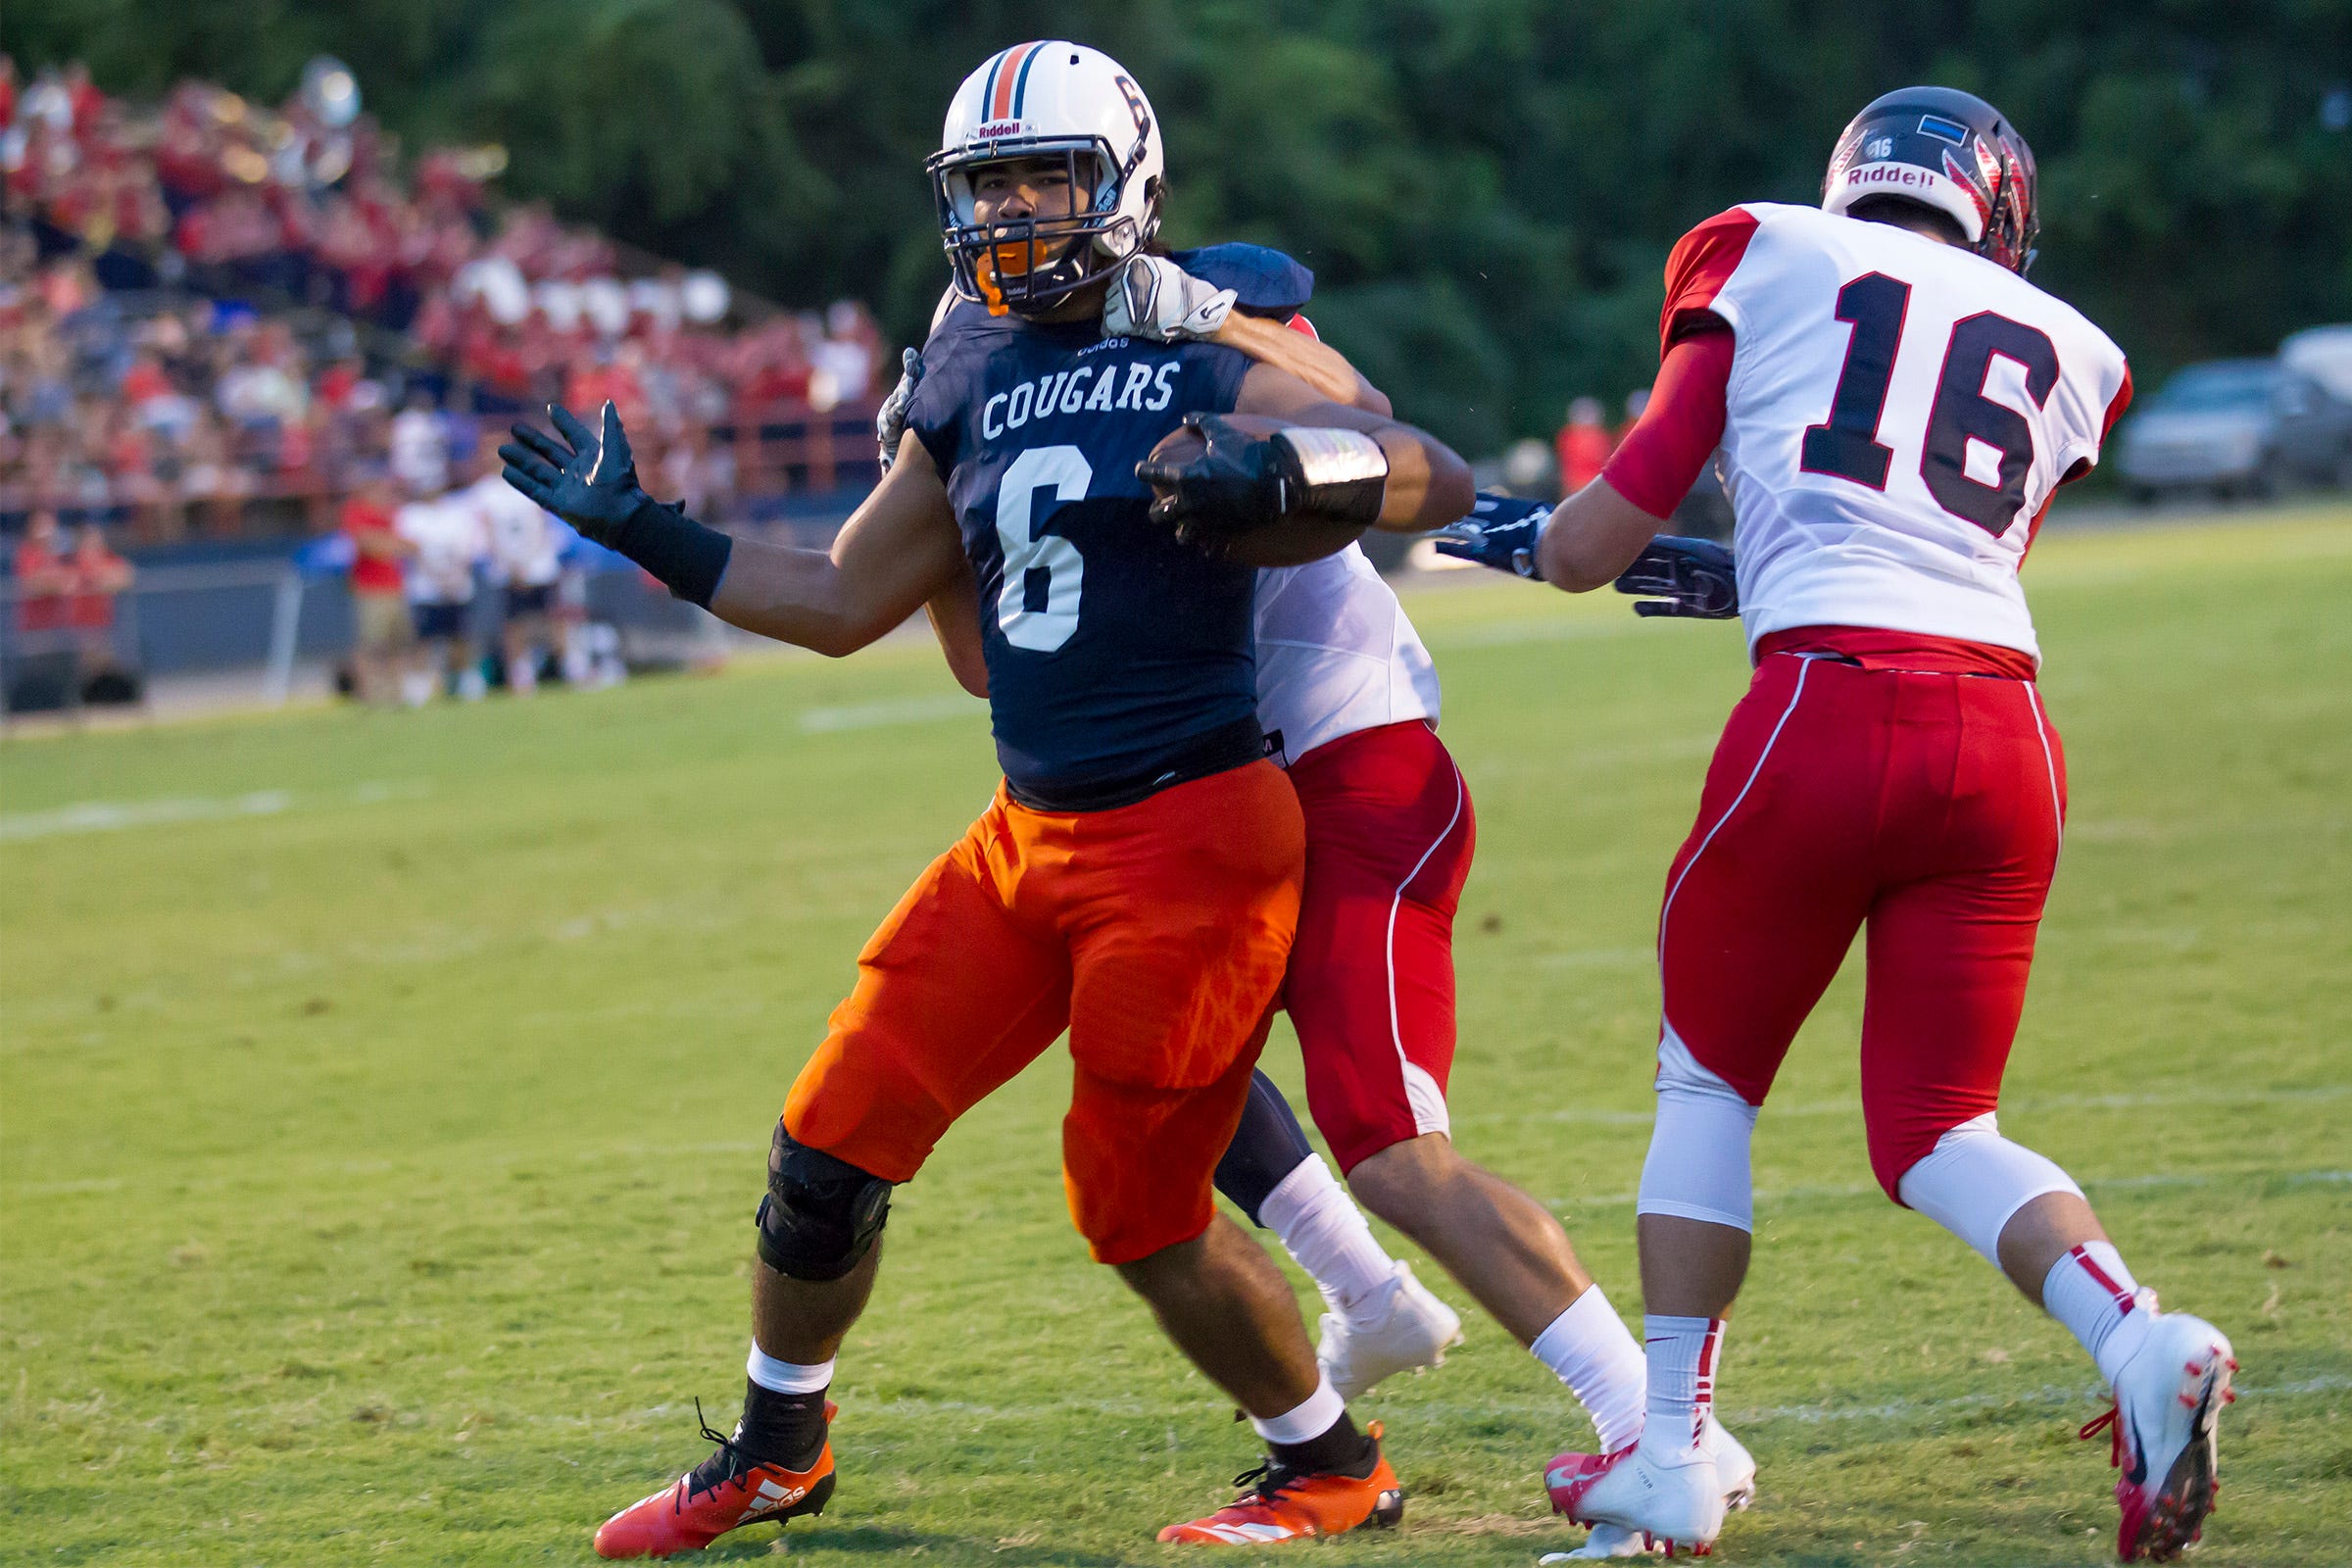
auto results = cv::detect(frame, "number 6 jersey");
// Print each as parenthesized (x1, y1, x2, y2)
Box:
(905, 293, 1262, 809)
(1665, 203, 2132, 662)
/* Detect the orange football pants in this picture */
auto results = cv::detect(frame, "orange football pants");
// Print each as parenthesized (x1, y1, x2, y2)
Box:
(782, 760, 1304, 1264)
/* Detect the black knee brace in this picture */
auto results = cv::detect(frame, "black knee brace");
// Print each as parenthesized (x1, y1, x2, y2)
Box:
(755, 1123, 892, 1281)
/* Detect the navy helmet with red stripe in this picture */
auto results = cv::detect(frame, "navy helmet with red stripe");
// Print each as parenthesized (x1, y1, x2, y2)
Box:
(928, 42, 1166, 316)
(1822, 87, 2039, 274)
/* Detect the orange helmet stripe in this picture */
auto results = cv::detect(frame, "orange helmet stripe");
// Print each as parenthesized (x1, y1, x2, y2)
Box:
(989, 40, 1043, 122)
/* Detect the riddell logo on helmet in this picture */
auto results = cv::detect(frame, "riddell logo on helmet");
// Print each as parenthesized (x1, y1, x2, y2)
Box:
(1847, 163, 1939, 190)
(973, 119, 1029, 141)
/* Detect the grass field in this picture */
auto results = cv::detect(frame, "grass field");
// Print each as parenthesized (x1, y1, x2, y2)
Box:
(4, 507, 2349, 1567)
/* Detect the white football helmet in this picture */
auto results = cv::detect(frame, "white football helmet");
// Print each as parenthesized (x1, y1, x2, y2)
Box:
(927, 41, 1165, 315)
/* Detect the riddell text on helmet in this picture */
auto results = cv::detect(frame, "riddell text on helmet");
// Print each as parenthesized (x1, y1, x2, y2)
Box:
(1846, 164, 1942, 189)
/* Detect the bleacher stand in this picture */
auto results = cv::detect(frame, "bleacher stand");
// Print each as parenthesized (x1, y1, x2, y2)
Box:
(1, 55, 892, 709)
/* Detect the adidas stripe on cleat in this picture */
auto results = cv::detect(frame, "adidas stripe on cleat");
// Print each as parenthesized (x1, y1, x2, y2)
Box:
(1157, 1422, 1405, 1544)
(592, 1399, 838, 1559)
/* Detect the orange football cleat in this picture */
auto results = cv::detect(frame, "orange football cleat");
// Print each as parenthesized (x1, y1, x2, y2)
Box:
(1156, 1423, 1405, 1544)
(592, 1400, 838, 1559)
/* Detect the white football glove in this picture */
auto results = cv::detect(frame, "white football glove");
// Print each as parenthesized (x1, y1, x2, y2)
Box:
(1104, 255, 1238, 342)
(875, 347, 921, 472)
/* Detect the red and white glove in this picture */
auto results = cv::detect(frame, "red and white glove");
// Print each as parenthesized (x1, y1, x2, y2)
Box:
(1104, 255, 1237, 342)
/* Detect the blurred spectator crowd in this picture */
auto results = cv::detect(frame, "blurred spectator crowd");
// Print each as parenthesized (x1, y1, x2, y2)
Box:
(1, 57, 889, 541)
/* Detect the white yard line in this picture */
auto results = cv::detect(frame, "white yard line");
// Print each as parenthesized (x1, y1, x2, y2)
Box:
(1424, 615, 1650, 650)
(0, 780, 431, 843)
(796, 694, 982, 733)
(1463, 1081, 2352, 1131)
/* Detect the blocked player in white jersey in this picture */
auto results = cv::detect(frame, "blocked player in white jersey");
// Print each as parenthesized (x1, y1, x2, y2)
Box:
(1441, 87, 2233, 1560)
(885, 259, 1755, 1545)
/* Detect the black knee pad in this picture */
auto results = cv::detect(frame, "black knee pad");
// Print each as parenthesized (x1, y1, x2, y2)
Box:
(755, 1123, 892, 1281)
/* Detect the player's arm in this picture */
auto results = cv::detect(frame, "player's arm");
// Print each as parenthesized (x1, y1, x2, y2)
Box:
(502, 403, 962, 657)
(923, 562, 990, 698)
(1106, 253, 1391, 414)
(871, 354, 991, 694)
(1136, 366, 1472, 568)
(1533, 326, 1731, 590)
(1437, 326, 1735, 604)
(356, 528, 415, 561)
(1231, 361, 1473, 531)
(1213, 313, 1391, 415)
(713, 438, 966, 654)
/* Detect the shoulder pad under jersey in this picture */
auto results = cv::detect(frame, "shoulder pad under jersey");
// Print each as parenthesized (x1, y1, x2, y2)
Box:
(1168, 243, 1314, 317)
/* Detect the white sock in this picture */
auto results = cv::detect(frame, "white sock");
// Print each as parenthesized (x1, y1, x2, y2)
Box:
(1637, 1315, 1723, 1461)
(746, 1343, 835, 1395)
(1248, 1372, 1347, 1446)
(1259, 1155, 1398, 1323)
(2043, 1243, 2156, 1383)
(1530, 1286, 1647, 1453)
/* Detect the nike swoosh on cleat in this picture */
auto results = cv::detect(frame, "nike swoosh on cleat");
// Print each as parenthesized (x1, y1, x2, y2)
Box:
(2123, 1416, 2149, 1488)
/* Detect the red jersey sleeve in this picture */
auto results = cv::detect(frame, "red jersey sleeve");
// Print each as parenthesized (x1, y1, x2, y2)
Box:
(1657, 208, 1761, 359)
(1600, 326, 1735, 518)
(2101, 366, 2134, 438)
(1285, 313, 1321, 340)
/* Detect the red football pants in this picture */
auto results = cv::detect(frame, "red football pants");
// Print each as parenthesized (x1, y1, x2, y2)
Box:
(1657, 652, 2067, 1198)
(1285, 720, 1475, 1174)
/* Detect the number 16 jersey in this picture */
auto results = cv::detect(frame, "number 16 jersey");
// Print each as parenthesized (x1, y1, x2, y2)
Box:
(1665, 203, 2132, 662)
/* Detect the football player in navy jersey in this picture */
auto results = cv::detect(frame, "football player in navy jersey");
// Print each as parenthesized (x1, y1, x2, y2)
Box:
(502, 40, 1471, 1556)
(897, 248, 1756, 1561)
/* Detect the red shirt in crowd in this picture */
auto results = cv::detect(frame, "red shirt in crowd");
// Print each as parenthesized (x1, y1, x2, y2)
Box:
(67, 539, 132, 630)
(341, 496, 405, 594)
(12, 536, 74, 632)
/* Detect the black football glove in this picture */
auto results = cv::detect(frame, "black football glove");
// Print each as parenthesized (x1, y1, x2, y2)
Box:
(501, 401, 733, 607)
(1614, 535, 1740, 618)
(1430, 491, 1552, 578)
(500, 401, 653, 548)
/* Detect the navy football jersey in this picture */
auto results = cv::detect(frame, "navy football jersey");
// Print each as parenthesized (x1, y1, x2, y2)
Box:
(905, 245, 1314, 809)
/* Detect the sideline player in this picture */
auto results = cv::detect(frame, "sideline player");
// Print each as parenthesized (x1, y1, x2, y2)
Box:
(1442, 88, 2233, 1560)
(894, 251, 1755, 1547)
(392, 480, 485, 704)
(456, 446, 569, 695)
(503, 42, 1476, 1555)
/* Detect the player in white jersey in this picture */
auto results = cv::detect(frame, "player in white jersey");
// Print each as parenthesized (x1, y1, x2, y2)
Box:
(884, 261, 1758, 1544)
(456, 448, 568, 695)
(1442, 87, 2232, 1560)
(393, 485, 486, 704)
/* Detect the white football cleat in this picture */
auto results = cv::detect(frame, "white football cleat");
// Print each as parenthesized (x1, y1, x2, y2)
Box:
(1549, 1520, 1661, 1559)
(1546, 1444, 1724, 1559)
(1704, 1415, 1756, 1513)
(2083, 1307, 2235, 1562)
(1316, 1261, 1463, 1401)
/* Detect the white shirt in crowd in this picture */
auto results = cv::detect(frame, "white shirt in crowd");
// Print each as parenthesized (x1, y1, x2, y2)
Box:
(395, 495, 484, 606)
(459, 474, 565, 589)
(389, 407, 450, 496)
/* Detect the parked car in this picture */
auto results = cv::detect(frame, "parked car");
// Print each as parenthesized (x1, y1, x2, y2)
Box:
(2114, 359, 2352, 502)
(2280, 324, 2352, 404)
